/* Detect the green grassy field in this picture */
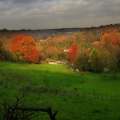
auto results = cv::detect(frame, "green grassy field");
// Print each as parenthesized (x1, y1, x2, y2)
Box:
(0, 62, 120, 120)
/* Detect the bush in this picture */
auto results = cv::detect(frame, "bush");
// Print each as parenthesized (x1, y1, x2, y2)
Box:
(74, 53, 90, 71)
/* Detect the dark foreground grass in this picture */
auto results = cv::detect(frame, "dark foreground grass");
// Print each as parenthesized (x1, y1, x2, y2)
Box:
(0, 62, 120, 120)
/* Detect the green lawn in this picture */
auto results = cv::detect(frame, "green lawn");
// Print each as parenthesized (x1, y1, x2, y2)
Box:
(0, 62, 120, 120)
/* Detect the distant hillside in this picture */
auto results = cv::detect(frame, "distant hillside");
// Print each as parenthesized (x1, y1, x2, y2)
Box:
(0, 23, 120, 41)
(0, 28, 84, 40)
(0, 23, 120, 45)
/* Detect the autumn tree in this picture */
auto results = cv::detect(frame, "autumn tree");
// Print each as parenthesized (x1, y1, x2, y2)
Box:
(10, 35, 39, 63)
(0, 40, 4, 60)
(68, 44, 78, 64)
(110, 31, 120, 45)
(57, 50, 67, 60)
(101, 31, 120, 48)
(100, 31, 120, 79)
(74, 42, 91, 71)
(89, 49, 103, 72)
(0, 40, 3, 48)
(45, 46, 59, 60)
(0, 40, 14, 61)
(74, 52, 90, 71)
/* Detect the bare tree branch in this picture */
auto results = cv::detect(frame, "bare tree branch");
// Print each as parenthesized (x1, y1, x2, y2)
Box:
(0, 94, 58, 120)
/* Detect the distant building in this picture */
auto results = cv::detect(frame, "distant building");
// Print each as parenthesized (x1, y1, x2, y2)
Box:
(47, 59, 67, 64)
(40, 40, 44, 42)
(47, 60, 58, 64)
(103, 67, 109, 72)
(64, 49, 70, 52)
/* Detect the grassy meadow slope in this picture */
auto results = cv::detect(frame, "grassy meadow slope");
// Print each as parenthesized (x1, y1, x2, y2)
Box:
(0, 62, 120, 120)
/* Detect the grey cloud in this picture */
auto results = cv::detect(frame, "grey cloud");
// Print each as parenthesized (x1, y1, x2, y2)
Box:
(0, 0, 120, 29)
(0, 0, 9, 2)
(12, 0, 40, 4)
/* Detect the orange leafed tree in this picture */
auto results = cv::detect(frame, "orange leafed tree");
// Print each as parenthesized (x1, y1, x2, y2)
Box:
(100, 32, 110, 47)
(10, 35, 39, 63)
(68, 44, 78, 64)
(101, 31, 120, 47)
(110, 31, 120, 46)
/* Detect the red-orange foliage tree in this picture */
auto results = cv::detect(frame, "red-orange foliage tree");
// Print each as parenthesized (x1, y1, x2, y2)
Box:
(110, 31, 120, 46)
(101, 31, 120, 47)
(68, 44, 78, 64)
(10, 35, 39, 63)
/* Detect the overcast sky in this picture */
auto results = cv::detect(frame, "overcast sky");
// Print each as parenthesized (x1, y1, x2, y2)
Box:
(0, 0, 120, 30)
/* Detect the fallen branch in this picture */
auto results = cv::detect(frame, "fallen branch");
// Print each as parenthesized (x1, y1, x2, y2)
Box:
(12, 107, 58, 120)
